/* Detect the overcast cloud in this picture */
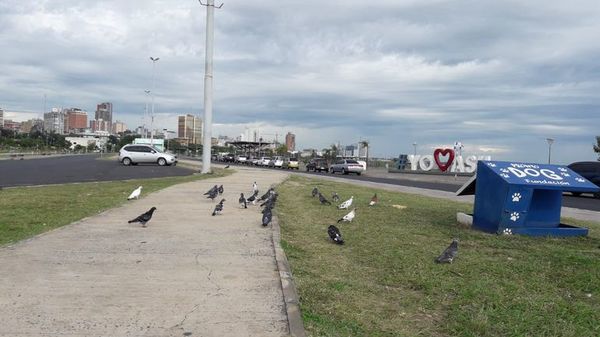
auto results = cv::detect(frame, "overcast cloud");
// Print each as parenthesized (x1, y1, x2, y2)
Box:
(1, 0, 599, 162)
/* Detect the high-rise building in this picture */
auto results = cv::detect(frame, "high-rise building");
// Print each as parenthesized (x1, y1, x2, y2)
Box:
(20, 119, 44, 133)
(44, 108, 65, 134)
(285, 132, 296, 152)
(177, 114, 202, 144)
(90, 119, 111, 133)
(95, 102, 113, 123)
(64, 108, 88, 133)
(0, 108, 4, 128)
(112, 121, 127, 134)
(3, 120, 21, 132)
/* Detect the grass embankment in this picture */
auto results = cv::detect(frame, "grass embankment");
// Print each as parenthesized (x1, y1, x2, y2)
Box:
(276, 175, 600, 337)
(0, 169, 229, 246)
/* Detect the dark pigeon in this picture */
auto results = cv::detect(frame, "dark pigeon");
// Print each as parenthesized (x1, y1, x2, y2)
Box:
(318, 192, 331, 205)
(128, 207, 157, 227)
(328, 225, 344, 244)
(259, 188, 274, 202)
(204, 185, 218, 195)
(212, 199, 226, 216)
(262, 209, 272, 227)
(206, 189, 218, 201)
(312, 187, 319, 197)
(435, 239, 459, 263)
(332, 192, 340, 202)
(239, 193, 247, 209)
(247, 191, 259, 204)
(218, 185, 224, 194)
(224, 165, 230, 169)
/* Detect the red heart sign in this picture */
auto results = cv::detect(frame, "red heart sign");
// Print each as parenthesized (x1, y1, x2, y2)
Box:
(433, 148, 455, 172)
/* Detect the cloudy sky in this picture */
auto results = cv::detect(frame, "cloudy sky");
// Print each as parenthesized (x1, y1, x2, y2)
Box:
(1, 0, 599, 163)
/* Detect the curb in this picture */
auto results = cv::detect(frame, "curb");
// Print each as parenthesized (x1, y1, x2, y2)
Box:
(271, 215, 307, 337)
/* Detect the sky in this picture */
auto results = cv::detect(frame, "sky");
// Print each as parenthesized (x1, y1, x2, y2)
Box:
(1, 0, 599, 163)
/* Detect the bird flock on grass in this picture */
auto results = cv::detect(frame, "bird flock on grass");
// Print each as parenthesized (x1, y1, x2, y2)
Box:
(124, 181, 459, 263)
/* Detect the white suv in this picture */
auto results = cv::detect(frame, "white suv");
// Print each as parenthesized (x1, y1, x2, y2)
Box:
(259, 157, 271, 166)
(118, 144, 177, 166)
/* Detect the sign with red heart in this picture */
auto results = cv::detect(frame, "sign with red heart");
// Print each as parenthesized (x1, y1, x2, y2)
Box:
(433, 148, 455, 172)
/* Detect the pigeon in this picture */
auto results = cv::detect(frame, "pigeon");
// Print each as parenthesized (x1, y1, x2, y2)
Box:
(369, 193, 379, 206)
(332, 192, 340, 202)
(239, 193, 247, 209)
(204, 185, 218, 195)
(318, 192, 332, 205)
(338, 196, 354, 209)
(127, 186, 142, 200)
(435, 238, 459, 264)
(259, 188, 274, 202)
(206, 189, 219, 201)
(212, 199, 225, 216)
(328, 225, 344, 244)
(247, 191, 259, 205)
(218, 185, 224, 195)
(337, 208, 356, 223)
(252, 182, 258, 194)
(128, 207, 157, 227)
(262, 209, 272, 227)
(224, 165, 230, 169)
(311, 187, 319, 197)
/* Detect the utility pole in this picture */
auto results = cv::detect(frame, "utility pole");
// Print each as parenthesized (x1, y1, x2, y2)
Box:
(199, 0, 223, 173)
(150, 56, 159, 144)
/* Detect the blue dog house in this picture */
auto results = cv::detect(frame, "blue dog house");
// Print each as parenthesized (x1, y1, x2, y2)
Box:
(457, 161, 599, 236)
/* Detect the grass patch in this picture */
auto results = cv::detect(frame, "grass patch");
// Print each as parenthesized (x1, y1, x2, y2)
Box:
(276, 175, 600, 337)
(0, 169, 229, 246)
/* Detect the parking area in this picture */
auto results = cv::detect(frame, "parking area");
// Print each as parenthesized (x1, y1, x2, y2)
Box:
(0, 154, 194, 188)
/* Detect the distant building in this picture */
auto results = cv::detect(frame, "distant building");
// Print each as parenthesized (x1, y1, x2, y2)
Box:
(90, 119, 111, 133)
(177, 114, 202, 145)
(95, 102, 113, 124)
(64, 108, 88, 133)
(20, 118, 44, 133)
(0, 108, 4, 128)
(44, 108, 65, 134)
(112, 120, 127, 134)
(3, 119, 21, 132)
(285, 132, 296, 152)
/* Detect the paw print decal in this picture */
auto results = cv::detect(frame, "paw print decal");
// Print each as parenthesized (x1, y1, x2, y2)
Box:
(560, 172, 570, 177)
(500, 168, 510, 173)
(558, 167, 567, 172)
(576, 178, 585, 183)
(511, 193, 522, 202)
(502, 228, 513, 235)
(510, 212, 520, 222)
(487, 163, 497, 168)
(500, 173, 510, 178)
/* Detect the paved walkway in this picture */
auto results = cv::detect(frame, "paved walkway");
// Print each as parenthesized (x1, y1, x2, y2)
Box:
(0, 167, 292, 337)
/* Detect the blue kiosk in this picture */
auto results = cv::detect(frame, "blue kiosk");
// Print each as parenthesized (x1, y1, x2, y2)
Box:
(457, 161, 599, 236)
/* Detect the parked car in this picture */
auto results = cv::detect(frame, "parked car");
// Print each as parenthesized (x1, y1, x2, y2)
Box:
(259, 157, 271, 166)
(567, 161, 600, 198)
(268, 156, 284, 168)
(306, 158, 329, 172)
(330, 159, 364, 175)
(251, 158, 260, 166)
(236, 155, 248, 164)
(283, 157, 299, 170)
(118, 144, 177, 166)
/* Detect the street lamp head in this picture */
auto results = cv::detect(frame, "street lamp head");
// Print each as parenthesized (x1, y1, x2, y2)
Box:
(150, 57, 160, 62)
(546, 138, 555, 145)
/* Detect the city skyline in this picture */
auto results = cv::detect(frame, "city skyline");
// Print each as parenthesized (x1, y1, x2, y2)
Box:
(1, 1, 599, 163)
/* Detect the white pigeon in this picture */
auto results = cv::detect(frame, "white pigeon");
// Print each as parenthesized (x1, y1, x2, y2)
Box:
(338, 196, 354, 210)
(127, 186, 142, 200)
(252, 181, 258, 194)
(337, 208, 356, 223)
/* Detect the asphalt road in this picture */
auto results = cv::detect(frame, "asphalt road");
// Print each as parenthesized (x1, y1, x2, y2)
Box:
(0, 154, 193, 188)
(214, 160, 600, 212)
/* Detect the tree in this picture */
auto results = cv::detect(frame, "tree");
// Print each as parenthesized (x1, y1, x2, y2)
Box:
(594, 136, 600, 161)
(276, 144, 288, 156)
(87, 142, 97, 152)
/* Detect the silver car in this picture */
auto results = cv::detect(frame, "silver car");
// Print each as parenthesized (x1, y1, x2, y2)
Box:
(330, 159, 364, 175)
(118, 144, 177, 166)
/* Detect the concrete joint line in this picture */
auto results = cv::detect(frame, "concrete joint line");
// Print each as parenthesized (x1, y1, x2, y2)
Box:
(270, 214, 307, 337)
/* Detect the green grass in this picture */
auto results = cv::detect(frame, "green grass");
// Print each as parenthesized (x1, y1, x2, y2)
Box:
(276, 175, 600, 337)
(0, 169, 229, 246)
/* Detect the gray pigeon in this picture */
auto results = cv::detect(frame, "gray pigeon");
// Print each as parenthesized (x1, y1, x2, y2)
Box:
(435, 238, 459, 263)
(318, 192, 331, 205)
(262, 209, 272, 227)
(312, 187, 319, 197)
(212, 199, 225, 216)
(206, 189, 218, 201)
(204, 185, 218, 195)
(328, 225, 344, 244)
(332, 192, 340, 202)
(239, 193, 247, 209)
(128, 207, 157, 227)
(218, 185, 224, 194)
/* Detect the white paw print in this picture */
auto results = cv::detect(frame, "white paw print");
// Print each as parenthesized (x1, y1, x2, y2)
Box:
(558, 167, 567, 172)
(502, 228, 513, 235)
(501, 173, 510, 178)
(500, 168, 509, 173)
(576, 178, 585, 183)
(560, 172, 570, 177)
(510, 212, 520, 222)
(487, 163, 497, 167)
(511, 193, 522, 202)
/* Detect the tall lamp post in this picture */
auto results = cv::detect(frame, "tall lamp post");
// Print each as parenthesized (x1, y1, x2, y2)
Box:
(546, 138, 554, 164)
(149, 56, 159, 143)
(412, 142, 417, 156)
(144, 90, 150, 137)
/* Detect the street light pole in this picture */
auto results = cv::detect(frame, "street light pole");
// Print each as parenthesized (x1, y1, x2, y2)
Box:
(199, 0, 222, 173)
(149, 56, 159, 144)
(412, 142, 417, 156)
(144, 90, 150, 137)
(546, 138, 554, 164)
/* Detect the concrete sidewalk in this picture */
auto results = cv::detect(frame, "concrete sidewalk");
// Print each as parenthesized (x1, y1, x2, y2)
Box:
(0, 167, 294, 337)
